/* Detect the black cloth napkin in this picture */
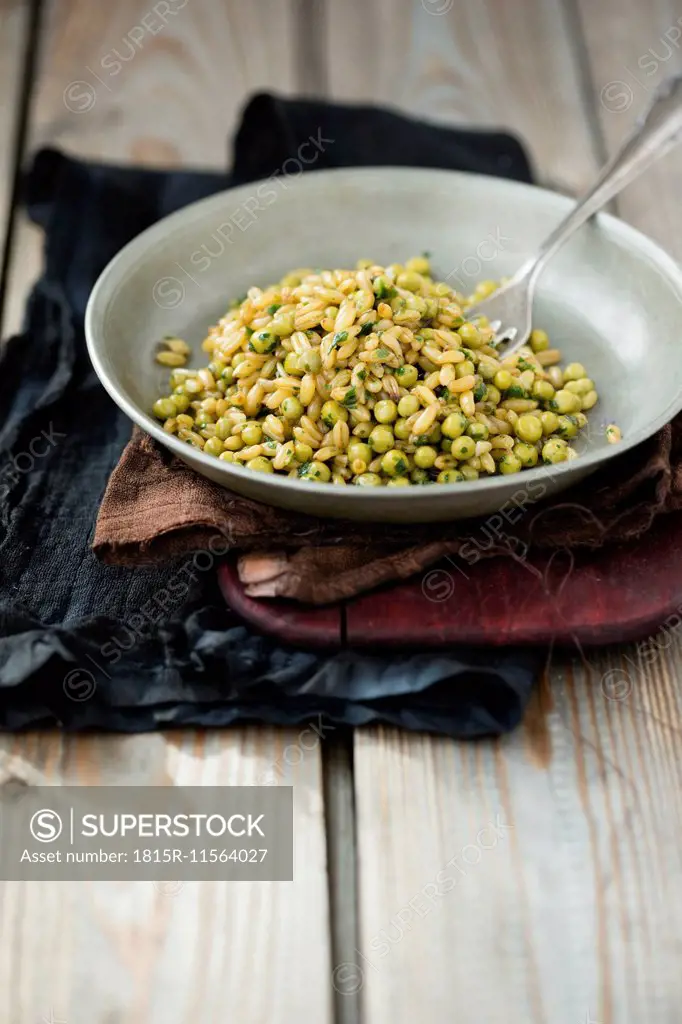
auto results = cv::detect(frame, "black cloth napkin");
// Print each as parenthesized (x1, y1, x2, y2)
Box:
(0, 93, 541, 735)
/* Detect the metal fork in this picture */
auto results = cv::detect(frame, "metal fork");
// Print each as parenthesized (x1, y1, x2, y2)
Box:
(466, 73, 682, 357)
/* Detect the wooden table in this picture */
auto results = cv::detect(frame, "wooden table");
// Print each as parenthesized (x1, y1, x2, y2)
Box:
(1, 1, 682, 1021)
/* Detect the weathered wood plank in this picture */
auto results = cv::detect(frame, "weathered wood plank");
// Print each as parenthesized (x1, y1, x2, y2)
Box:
(347, 3, 682, 1022)
(350, 649, 682, 1024)
(2, 0, 301, 335)
(0, 3, 333, 1020)
(323, 0, 600, 194)
(0, 727, 333, 1023)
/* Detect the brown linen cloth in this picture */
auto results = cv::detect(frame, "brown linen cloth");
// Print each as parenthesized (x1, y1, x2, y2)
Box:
(93, 418, 682, 604)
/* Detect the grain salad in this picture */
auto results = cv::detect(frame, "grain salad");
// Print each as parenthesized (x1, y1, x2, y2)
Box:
(152, 257, 610, 486)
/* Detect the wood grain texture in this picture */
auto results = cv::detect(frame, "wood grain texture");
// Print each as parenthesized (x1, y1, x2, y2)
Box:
(576, 0, 682, 259)
(0, 0, 31, 330)
(0, 728, 333, 1024)
(347, 4, 682, 1022)
(0, 4, 332, 1020)
(2, 0, 302, 336)
(323, 0, 600, 193)
(352, 647, 682, 1024)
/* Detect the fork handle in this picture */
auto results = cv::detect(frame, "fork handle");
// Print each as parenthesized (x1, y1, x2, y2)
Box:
(524, 73, 682, 282)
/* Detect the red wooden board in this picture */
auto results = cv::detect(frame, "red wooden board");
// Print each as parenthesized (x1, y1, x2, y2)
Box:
(217, 512, 682, 649)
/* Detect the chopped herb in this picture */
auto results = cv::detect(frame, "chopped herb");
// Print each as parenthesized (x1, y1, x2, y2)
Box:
(341, 387, 357, 408)
(332, 330, 348, 348)
(516, 357, 535, 371)
(461, 348, 475, 360)
(245, 326, 254, 337)
(358, 322, 374, 336)
(506, 383, 527, 399)
(357, 368, 367, 381)
(436, 386, 451, 400)
(298, 461, 313, 477)
(374, 280, 397, 301)
(376, 347, 390, 359)
(395, 457, 407, 474)
(267, 303, 281, 315)
(473, 381, 487, 402)
(422, 250, 432, 258)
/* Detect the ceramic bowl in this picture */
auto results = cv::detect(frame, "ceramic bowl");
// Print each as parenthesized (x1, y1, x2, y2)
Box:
(85, 167, 682, 523)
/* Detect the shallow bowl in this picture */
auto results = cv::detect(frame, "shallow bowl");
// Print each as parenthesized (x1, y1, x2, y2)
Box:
(85, 167, 682, 523)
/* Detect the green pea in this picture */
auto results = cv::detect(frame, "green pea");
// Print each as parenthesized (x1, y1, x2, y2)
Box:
(354, 472, 383, 487)
(283, 352, 304, 376)
(246, 456, 274, 473)
(531, 380, 555, 402)
(374, 399, 398, 423)
(345, 441, 370, 465)
(203, 437, 224, 457)
(299, 349, 322, 373)
(386, 476, 411, 486)
(398, 394, 420, 417)
(442, 412, 468, 439)
(562, 362, 586, 382)
(457, 323, 481, 347)
(494, 370, 514, 391)
(241, 423, 263, 445)
(542, 439, 568, 464)
(460, 465, 480, 480)
(406, 256, 431, 275)
(564, 378, 594, 396)
(218, 451, 235, 462)
(321, 400, 348, 427)
(440, 438, 452, 454)
(451, 436, 476, 460)
(551, 389, 582, 414)
(485, 385, 501, 406)
(153, 398, 178, 419)
(477, 360, 498, 381)
(393, 418, 412, 440)
(437, 469, 465, 483)
(513, 442, 539, 467)
(281, 396, 304, 420)
(556, 414, 579, 439)
(456, 360, 476, 378)
(171, 393, 190, 413)
(396, 271, 424, 291)
(466, 422, 488, 441)
(381, 449, 409, 477)
(540, 411, 560, 436)
(410, 468, 431, 485)
(369, 425, 394, 453)
(294, 442, 314, 463)
(299, 461, 331, 482)
(215, 417, 233, 440)
(249, 331, 278, 354)
(530, 329, 550, 352)
(498, 453, 522, 474)
(426, 424, 442, 445)
(514, 414, 543, 443)
(396, 364, 419, 387)
(413, 446, 438, 469)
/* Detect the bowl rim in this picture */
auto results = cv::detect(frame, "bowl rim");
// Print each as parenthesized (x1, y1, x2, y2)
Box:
(85, 165, 682, 506)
